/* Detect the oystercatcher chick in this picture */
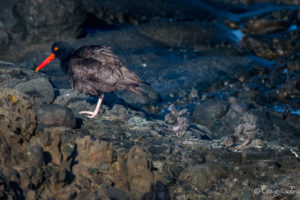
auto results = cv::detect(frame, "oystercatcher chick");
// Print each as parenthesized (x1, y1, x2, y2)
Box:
(36, 41, 149, 118)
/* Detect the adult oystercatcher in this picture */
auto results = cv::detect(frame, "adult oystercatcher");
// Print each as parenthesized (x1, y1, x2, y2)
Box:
(35, 41, 148, 118)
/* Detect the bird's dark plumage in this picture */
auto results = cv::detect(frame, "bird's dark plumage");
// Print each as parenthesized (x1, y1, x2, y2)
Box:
(68, 45, 148, 97)
(36, 41, 149, 118)
(48, 41, 149, 97)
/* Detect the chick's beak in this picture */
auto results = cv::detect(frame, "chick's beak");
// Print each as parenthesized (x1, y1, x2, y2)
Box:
(35, 53, 55, 72)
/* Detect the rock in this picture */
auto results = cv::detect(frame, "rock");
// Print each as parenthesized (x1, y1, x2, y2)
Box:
(179, 162, 227, 191)
(242, 8, 296, 34)
(76, 136, 113, 168)
(0, 61, 54, 105)
(224, 19, 241, 30)
(130, 53, 255, 99)
(0, 2, 15, 30)
(230, 102, 248, 113)
(262, 110, 300, 145)
(53, 89, 88, 107)
(27, 144, 45, 168)
(50, 166, 67, 185)
(242, 19, 290, 34)
(229, 189, 252, 199)
(36, 104, 76, 128)
(0, 2, 299, 199)
(298, 5, 300, 25)
(203, 102, 249, 139)
(0, 0, 85, 47)
(100, 186, 132, 200)
(0, 61, 37, 88)
(15, 78, 55, 105)
(37, 126, 77, 165)
(0, 170, 19, 200)
(138, 20, 236, 50)
(126, 146, 155, 199)
(276, 75, 300, 101)
(0, 2, 15, 55)
(241, 33, 293, 60)
(0, 30, 9, 50)
(105, 104, 131, 120)
(193, 100, 229, 126)
(72, 139, 167, 199)
(25, 190, 37, 200)
(227, 113, 262, 149)
(19, 167, 43, 190)
(0, 88, 36, 142)
(182, 151, 206, 166)
(73, 136, 113, 184)
(82, 0, 213, 26)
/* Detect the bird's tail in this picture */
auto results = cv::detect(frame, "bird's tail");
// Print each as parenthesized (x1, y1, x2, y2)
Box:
(139, 81, 151, 86)
(129, 85, 150, 99)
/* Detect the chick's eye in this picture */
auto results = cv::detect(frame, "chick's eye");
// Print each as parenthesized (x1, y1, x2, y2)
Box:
(54, 47, 59, 51)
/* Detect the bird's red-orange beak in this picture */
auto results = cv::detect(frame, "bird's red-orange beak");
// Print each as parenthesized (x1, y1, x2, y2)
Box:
(35, 53, 55, 72)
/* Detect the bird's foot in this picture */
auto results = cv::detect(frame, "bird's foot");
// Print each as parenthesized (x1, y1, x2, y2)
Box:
(79, 95, 104, 119)
(79, 110, 98, 119)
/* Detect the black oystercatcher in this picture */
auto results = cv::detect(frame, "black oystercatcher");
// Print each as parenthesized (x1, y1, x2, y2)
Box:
(35, 42, 148, 118)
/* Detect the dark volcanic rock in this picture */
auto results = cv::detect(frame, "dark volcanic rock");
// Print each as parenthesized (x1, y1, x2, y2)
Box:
(132, 53, 255, 97)
(73, 138, 167, 199)
(126, 146, 155, 199)
(82, 0, 213, 25)
(241, 31, 298, 60)
(182, 151, 206, 166)
(0, 0, 85, 48)
(193, 100, 229, 126)
(0, 30, 10, 49)
(27, 144, 45, 168)
(36, 104, 76, 128)
(179, 161, 228, 191)
(74, 136, 113, 178)
(0, 88, 36, 141)
(37, 126, 78, 165)
(0, 61, 55, 105)
(241, 9, 297, 34)
(15, 78, 55, 105)
(0, 2, 15, 30)
(0, 170, 19, 200)
(138, 20, 237, 51)
(243, 19, 290, 34)
(53, 89, 88, 106)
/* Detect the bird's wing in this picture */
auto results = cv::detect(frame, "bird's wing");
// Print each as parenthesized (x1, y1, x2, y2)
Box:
(69, 58, 122, 86)
(72, 46, 146, 86)
(73, 45, 120, 66)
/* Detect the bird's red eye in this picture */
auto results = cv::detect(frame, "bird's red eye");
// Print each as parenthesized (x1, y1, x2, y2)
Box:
(54, 46, 59, 51)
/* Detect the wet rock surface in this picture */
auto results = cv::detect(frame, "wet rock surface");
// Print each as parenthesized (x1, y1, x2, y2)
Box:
(0, 0, 300, 199)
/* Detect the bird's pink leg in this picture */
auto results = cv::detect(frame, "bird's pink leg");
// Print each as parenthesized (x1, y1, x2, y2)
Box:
(79, 94, 104, 119)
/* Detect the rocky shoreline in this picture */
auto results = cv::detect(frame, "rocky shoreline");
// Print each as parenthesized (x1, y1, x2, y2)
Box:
(0, 0, 300, 199)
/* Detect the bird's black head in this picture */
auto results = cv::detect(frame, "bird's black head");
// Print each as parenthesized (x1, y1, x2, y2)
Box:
(51, 41, 74, 61)
(35, 41, 74, 72)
